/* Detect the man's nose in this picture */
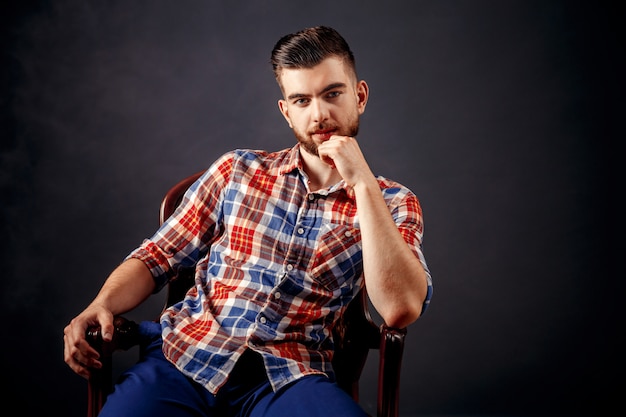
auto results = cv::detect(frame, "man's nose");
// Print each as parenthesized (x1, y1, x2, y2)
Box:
(311, 99, 329, 123)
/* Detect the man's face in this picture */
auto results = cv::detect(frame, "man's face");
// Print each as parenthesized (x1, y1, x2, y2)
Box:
(277, 56, 368, 157)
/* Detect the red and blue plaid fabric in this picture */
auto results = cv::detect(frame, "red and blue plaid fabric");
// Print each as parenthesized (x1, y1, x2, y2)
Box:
(128, 144, 432, 394)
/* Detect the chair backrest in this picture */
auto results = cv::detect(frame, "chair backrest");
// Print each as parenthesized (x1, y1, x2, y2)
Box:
(159, 171, 384, 400)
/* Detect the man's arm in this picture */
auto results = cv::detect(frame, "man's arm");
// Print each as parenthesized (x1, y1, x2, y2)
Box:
(319, 136, 430, 329)
(63, 258, 155, 378)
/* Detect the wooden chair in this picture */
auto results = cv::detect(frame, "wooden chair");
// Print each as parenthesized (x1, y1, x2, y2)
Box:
(86, 171, 408, 417)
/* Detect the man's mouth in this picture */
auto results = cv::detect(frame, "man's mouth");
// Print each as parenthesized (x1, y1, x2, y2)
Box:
(312, 129, 336, 141)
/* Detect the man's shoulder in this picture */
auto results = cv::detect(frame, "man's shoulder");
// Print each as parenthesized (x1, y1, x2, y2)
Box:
(226, 147, 295, 173)
(229, 147, 291, 161)
(376, 175, 411, 193)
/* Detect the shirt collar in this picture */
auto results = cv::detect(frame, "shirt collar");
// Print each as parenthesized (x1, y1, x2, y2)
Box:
(278, 144, 302, 176)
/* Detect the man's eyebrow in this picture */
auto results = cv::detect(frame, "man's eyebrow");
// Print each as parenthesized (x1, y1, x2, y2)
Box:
(287, 92, 309, 101)
(287, 82, 347, 101)
(321, 82, 347, 94)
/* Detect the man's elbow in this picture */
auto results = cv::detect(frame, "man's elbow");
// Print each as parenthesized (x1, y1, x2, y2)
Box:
(381, 302, 423, 329)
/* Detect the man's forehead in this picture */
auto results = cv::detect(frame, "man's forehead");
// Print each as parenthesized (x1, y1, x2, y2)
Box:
(279, 57, 354, 95)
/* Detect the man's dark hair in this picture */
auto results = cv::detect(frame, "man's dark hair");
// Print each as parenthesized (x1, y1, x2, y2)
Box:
(270, 26, 357, 84)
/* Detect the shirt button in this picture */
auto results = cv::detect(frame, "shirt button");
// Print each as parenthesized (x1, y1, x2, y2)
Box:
(308, 194, 315, 201)
(297, 227, 305, 235)
(344, 230, 352, 238)
(274, 292, 281, 299)
(259, 316, 267, 324)
(286, 264, 294, 271)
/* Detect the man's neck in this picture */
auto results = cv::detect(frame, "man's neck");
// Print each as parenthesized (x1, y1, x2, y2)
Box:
(299, 147, 342, 191)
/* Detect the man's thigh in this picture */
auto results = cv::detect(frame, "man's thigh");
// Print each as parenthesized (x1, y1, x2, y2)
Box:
(246, 375, 369, 417)
(98, 350, 215, 417)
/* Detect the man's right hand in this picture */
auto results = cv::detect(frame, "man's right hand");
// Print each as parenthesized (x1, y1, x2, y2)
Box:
(63, 305, 114, 378)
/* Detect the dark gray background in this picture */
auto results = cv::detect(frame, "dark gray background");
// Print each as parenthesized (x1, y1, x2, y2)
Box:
(1, 1, 622, 416)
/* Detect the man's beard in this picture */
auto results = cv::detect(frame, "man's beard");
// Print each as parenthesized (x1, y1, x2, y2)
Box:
(293, 120, 360, 157)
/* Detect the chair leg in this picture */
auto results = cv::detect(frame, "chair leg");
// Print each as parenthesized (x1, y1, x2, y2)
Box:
(377, 326, 406, 417)
(87, 356, 111, 417)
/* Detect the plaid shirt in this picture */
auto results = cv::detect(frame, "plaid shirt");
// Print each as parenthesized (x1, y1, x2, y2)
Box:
(128, 144, 432, 394)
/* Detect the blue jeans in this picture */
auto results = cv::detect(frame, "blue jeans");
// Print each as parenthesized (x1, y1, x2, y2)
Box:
(98, 321, 368, 417)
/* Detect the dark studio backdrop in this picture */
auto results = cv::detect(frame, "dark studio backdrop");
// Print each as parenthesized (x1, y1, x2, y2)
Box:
(1, 1, 622, 416)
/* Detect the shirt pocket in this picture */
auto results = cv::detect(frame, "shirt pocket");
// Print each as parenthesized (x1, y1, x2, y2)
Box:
(308, 223, 362, 292)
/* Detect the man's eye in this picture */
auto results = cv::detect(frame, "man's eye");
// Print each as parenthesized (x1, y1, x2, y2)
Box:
(295, 98, 309, 105)
(326, 91, 341, 99)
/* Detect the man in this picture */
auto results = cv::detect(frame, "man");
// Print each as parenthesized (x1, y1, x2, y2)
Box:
(64, 26, 433, 417)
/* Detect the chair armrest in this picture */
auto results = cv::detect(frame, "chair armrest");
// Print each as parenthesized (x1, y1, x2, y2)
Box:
(85, 316, 140, 417)
(86, 316, 140, 355)
(377, 325, 407, 417)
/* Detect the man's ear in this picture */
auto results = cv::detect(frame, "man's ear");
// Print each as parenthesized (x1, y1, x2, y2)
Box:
(356, 80, 369, 115)
(278, 99, 292, 128)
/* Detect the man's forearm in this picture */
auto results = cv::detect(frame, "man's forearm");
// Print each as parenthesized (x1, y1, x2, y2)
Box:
(353, 180, 428, 328)
(89, 258, 156, 316)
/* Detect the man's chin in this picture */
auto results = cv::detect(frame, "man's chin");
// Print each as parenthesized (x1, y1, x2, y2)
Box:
(297, 140, 319, 157)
